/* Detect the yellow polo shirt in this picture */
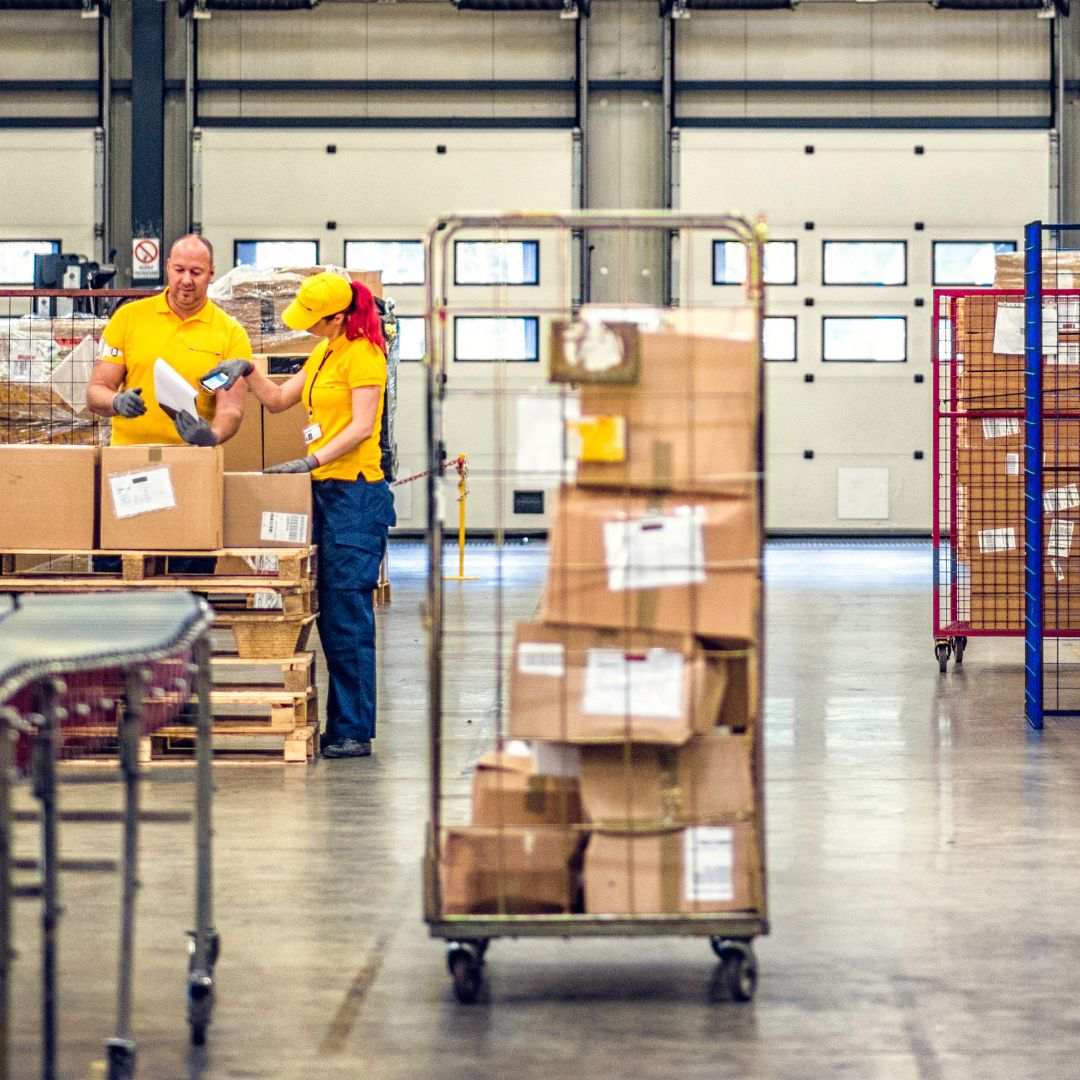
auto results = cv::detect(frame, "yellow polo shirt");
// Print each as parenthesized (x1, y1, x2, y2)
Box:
(101, 290, 253, 445)
(302, 336, 386, 482)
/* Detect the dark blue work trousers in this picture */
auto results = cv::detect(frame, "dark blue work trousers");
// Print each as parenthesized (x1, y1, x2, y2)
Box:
(313, 477, 396, 745)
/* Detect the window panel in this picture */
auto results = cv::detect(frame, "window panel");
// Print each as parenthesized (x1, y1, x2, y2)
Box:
(713, 240, 797, 286)
(933, 241, 1017, 287)
(0, 240, 60, 285)
(823, 316, 907, 363)
(234, 240, 319, 271)
(345, 240, 425, 286)
(823, 241, 906, 286)
(454, 316, 539, 362)
(396, 316, 427, 362)
(454, 241, 540, 286)
(763, 316, 797, 362)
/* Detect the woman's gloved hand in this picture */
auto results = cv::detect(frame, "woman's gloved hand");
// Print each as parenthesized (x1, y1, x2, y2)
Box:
(264, 455, 319, 474)
(201, 358, 254, 391)
(175, 409, 218, 447)
(112, 387, 147, 418)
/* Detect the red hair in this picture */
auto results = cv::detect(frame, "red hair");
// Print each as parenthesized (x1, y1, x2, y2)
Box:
(343, 281, 386, 353)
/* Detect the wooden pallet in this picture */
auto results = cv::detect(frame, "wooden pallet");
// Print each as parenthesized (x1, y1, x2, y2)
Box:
(208, 686, 318, 730)
(211, 653, 314, 692)
(149, 722, 319, 764)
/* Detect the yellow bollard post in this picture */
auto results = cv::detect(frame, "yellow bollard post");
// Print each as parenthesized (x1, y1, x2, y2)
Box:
(444, 454, 479, 582)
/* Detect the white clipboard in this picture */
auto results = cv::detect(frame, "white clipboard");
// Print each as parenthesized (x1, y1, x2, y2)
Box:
(153, 358, 198, 418)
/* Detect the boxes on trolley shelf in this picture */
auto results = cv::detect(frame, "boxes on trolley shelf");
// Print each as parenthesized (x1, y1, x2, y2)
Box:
(223, 472, 313, 548)
(542, 486, 759, 642)
(994, 250, 1080, 290)
(578, 733, 755, 828)
(571, 309, 759, 497)
(0, 444, 98, 549)
(439, 826, 585, 915)
(583, 822, 761, 915)
(99, 445, 224, 551)
(471, 748, 583, 828)
(507, 621, 734, 745)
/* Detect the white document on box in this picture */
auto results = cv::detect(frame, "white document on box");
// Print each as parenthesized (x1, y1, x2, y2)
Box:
(603, 507, 706, 592)
(153, 357, 198, 417)
(993, 302, 1060, 355)
(683, 826, 735, 904)
(582, 647, 685, 719)
(517, 642, 566, 678)
(109, 467, 175, 519)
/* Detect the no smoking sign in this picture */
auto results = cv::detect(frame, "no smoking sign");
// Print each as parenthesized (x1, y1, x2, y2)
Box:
(132, 237, 161, 281)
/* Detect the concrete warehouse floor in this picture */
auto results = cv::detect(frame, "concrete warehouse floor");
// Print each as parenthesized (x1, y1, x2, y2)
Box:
(9, 539, 1080, 1080)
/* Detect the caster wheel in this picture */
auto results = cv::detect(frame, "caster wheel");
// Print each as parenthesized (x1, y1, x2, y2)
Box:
(446, 942, 485, 1004)
(935, 642, 951, 674)
(954, 636, 967, 665)
(712, 941, 757, 1002)
(187, 930, 221, 972)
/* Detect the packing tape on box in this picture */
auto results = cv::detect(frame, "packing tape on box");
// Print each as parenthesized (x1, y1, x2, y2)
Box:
(636, 590, 659, 629)
(149, 446, 162, 463)
(661, 831, 680, 911)
(651, 441, 674, 487)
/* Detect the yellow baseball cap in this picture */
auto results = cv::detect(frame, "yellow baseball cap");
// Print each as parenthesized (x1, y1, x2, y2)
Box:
(281, 271, 353, 331)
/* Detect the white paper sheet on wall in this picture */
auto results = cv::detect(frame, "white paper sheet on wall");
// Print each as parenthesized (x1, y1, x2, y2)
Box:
(683, 826, 735, 903)
(581, 648, 685, 719)
(1048, 519, 1075, 559)
(978, 526, 1017, 554)
(836, 467, 890, 520)
(603, 507, 706, 592)
(517, 642, 566, 678)
(109, 467, 175, 519)
(1044, 484, 1080, 514)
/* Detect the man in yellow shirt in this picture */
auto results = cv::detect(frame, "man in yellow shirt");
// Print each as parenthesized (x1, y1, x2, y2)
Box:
(87, 233, 251, 446)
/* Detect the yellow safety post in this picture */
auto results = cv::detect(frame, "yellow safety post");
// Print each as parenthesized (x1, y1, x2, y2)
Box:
(444, 454, 479, 582)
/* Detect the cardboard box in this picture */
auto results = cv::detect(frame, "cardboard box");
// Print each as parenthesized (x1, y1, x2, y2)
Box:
(583, 823, 760, 915)
(439, 826, 584, 915)
(542, 486, 760, 641)
(578, 734, 754, 827)
(222, 396, 264, 473)
(223, 472, 312, 548)
(99, 445, 224, 551)
(995, 251, 1080, 290)
(0, 445, 98, 549)
(471, 751, 583, 827)
(575, 323, 757, 496)
(509, 622, 730, 744)
(262, 376, 310, 470)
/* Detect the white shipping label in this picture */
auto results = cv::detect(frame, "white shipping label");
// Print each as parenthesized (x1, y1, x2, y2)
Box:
(983, 418, 1020, 440)
(253, 591, 284, 610)
(260, 511, 309, 544)
(1052, 558, 1066, 583)
(1049, 519, 1075, 559)
(517, 642, 566, 678)
(1005, 453, 1021, 476)
(1044, 484, 1080, 513)
(243, 554, 280, 575)
(603, 507, 706, 592)
(109, 467, 175, 519)
(992, 302, 1061, 356)
(581, 648, 685, 719)
(978, 527, 1017, 554)
(683, 826, 735, 904)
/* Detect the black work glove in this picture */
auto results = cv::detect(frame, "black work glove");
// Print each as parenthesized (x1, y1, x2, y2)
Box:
(112, 387, 147, 418)
(264, 455, 319, 474)
(201, 358, 254, 391)
(175, 409, 218, 447)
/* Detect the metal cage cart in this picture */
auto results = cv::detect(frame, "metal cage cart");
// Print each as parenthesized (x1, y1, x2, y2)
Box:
(422, 210, 768, 1003)
(0, 591, 218, 1080)
(933, 277, 1080, 675)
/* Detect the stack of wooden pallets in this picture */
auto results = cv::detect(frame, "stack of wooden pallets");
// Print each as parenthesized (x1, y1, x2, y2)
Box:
(0, 545, 321, 762)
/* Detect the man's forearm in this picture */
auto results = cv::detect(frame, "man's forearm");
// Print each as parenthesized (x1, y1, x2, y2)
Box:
(86, 383, 119, 417)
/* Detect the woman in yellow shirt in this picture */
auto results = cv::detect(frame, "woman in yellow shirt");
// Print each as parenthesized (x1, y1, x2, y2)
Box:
(202, 272, 395, 759)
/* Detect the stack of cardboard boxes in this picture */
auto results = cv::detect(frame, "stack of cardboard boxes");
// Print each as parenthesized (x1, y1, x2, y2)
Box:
(953, 283, 1080, 630)
(439, 307, 764, 917)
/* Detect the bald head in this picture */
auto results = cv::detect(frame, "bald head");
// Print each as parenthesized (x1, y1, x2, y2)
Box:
(166, 234, 215, 319)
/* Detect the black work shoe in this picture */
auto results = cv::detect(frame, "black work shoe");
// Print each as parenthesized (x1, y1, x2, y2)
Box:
(321, 738, 372, 759)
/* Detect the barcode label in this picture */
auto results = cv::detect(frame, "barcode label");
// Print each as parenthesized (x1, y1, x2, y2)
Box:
(684, 827, 734, 903)
(261, 512, 309, 544)
(517, 642, 565, 677)
(1049, 519, 1075, 559)
(978, 527, 1016, 554)
(253, 591, 283, 610)
(1044, 484, 1080, 514)
(983, 418, 1019, 440)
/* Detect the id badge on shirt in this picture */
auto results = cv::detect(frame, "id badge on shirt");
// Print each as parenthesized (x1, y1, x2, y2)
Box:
(303, 422, 323, 445)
